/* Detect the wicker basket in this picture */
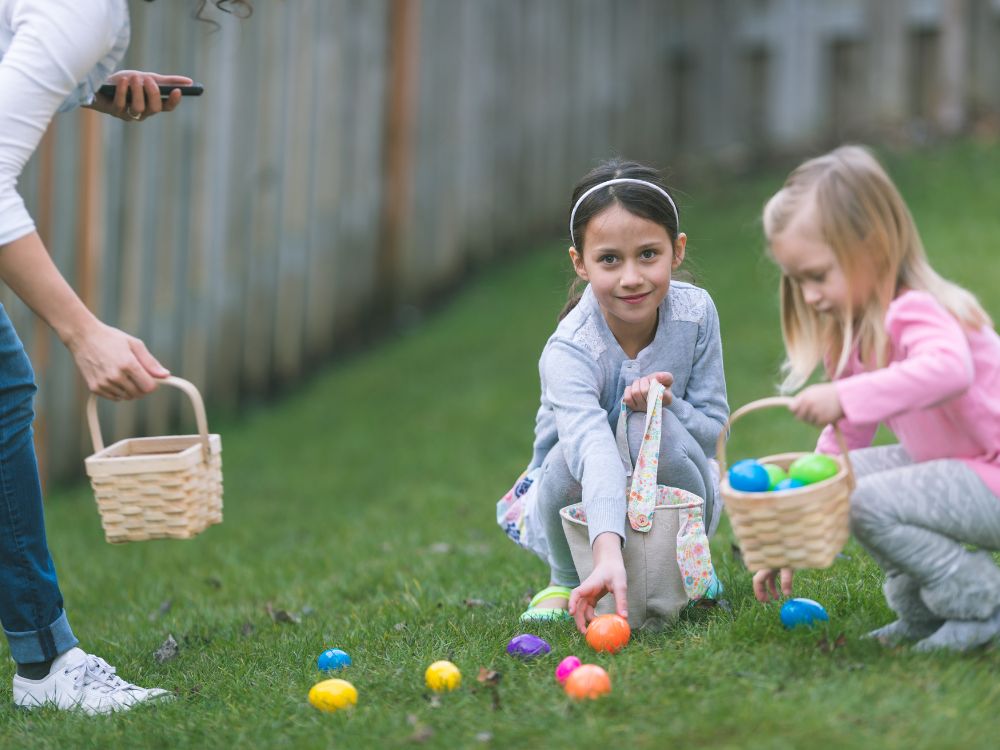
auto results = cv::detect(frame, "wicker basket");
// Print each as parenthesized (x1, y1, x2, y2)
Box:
(718, 397, 855, 571)
(84, 376, 223, 544)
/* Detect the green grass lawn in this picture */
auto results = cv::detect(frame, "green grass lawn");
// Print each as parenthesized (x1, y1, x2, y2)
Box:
(4, 140, 1000, 749)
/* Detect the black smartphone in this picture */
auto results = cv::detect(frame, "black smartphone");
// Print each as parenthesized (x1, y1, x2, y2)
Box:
(97, 83, 204, 103)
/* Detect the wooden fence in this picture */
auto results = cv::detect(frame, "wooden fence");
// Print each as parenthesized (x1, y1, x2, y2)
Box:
(9, 0, 1000, 483)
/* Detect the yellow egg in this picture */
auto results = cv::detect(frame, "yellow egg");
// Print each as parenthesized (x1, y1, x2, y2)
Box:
(424, 660, 462, 692)
(308, 678, 358, 712)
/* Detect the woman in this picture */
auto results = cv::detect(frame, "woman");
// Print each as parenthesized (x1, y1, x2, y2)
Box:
(0, 0, 247, 714)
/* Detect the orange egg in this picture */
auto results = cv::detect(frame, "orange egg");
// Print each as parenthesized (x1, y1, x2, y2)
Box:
(564, 664, 611, 700)
(585, 614, 631, 653)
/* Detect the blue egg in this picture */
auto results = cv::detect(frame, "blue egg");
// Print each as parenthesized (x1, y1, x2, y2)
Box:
(780, 598, 829, 629)
(728, 460, 770, 492)
(774, 478, 806, 491)
(317, 648, 352, 671)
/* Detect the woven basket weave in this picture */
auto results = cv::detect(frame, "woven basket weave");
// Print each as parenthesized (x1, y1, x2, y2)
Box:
(85, 376, 223, 544)
(718, 397, 855, 571)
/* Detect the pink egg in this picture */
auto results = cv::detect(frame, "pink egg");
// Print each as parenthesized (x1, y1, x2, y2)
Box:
(554, 655, 582, 684)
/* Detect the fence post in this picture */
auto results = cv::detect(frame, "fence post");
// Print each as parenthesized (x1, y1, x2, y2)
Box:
(380, 0, 421, 309)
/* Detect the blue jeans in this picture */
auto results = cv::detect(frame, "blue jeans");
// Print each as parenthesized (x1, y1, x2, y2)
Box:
(0, 305, 77, 663)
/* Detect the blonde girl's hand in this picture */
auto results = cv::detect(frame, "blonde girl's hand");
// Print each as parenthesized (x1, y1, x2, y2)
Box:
(568, 532, 628, 634)
(89, 71, 194, 122)
(752, 568, 794, 603)
(789, 383, 844, 427)
(66, 320, 170, 400)
(622, 371, 674, 412)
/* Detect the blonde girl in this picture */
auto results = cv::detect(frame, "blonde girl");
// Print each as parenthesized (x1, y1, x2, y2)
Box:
(755, 145, 1000, 652)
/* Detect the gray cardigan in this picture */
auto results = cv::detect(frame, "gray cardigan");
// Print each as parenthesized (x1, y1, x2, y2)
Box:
(529, 282, 729, 543)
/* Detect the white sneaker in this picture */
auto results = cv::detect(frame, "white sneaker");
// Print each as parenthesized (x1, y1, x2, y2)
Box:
(12, 647, 172, 715)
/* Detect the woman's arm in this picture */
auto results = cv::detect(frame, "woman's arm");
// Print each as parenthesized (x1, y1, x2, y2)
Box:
(0, 0, 121, 245)
(0, 231, 168, 399)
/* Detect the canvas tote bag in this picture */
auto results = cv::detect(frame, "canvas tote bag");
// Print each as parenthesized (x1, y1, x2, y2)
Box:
(560, 380, 716, 630)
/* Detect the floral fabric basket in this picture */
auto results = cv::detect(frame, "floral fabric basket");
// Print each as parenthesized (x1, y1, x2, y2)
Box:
(561, 380, 716, 631)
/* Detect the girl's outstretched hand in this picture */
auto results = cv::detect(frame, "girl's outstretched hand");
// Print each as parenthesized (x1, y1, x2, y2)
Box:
(623, 371, 674, 412)
(568, 532, 627, 634)
(89, 70, 194, 122)
(789, 383, 844, 427)
(752, 568, 794, 602)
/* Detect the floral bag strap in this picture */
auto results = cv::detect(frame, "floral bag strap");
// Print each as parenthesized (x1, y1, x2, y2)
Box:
(615, 379, 717, 600)
(613, 379, 668, 533)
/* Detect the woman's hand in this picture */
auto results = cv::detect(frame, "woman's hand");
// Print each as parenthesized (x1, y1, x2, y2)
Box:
(568, 532, 627, 634)
(89, 71, 193, 122)
(752, 568, 795, 603)
(66, 320, 169, 400)
(622, 371, 674, 412)
(789, 383, 844, 427)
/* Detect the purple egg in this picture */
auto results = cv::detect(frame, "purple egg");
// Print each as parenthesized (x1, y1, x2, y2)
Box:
(506, 633, 551, 659)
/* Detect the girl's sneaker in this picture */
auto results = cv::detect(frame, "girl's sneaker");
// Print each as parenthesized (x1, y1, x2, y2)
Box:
(520, 585, 573, 623)
(12, 647, 171, 715)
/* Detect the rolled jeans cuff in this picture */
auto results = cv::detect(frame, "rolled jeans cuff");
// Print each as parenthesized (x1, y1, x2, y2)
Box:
(4, 609, 78, 664)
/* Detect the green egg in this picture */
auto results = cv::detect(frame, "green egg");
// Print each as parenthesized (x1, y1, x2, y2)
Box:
(762, 463, 787, 490)
(789, 453, 840, 485)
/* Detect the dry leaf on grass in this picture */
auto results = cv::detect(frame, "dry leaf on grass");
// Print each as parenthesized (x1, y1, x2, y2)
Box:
(265, 602, 301, 625)
(154, 634, 179, 664)
(817, 632, 847, 653)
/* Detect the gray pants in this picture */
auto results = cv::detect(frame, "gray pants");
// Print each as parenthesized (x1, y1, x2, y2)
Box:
(849, 445, 1000, 622)
(536, 409, 718, 588)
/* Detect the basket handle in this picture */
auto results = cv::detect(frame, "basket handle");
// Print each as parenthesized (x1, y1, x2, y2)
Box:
(86, 376, 212, 459)
(716, 396, 856, 491)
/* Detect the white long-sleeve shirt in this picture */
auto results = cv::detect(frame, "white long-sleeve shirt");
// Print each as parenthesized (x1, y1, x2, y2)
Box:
(0, 0, 129, 246)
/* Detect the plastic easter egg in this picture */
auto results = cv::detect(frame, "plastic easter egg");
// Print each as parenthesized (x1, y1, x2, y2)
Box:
(317, 648, 352, 672)
(308, 679, 357, 712)
(424, 660, 462, 692)
(506, 633, 551, 659)
(564, 664, 611, 700)
(762, 463, 788, 490)
(554, 656, 582, 684)
(789, 453, 839, 485)
(774, 477, 805, 491)
(585, 614, 631, 654)
(728, 459, 771, 492)
(780, 598, 829, 629)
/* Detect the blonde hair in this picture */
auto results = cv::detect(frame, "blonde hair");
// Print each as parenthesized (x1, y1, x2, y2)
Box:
(763, 145, 991, 393)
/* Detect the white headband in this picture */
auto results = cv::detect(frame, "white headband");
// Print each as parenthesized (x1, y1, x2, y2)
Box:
(568, 178, 679, 246)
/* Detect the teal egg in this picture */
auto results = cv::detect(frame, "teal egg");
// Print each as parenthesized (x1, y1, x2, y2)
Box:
(762, 463, 787, 490)
(728, 460, 770, 492)
(774, 477, 805, 491)
(788, 453, 839, 485)
(780, 598, 829, 629)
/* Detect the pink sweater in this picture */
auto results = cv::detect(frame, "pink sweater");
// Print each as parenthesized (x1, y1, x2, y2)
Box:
(817, 289, 1000, 499)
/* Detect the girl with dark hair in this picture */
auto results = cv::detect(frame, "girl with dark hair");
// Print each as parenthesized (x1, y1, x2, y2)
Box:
(497, 159, 729, 631)
(0, 0, 242, 714)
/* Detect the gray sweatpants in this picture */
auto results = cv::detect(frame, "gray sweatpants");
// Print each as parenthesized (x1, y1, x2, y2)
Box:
(535, 409, 718, 588)
(848, 445, 1000, 622)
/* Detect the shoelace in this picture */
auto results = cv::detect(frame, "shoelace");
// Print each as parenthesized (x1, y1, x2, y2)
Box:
(65, 655, 137, 695)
